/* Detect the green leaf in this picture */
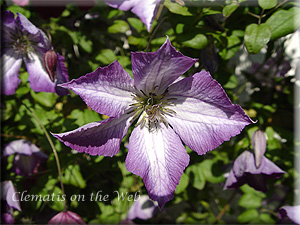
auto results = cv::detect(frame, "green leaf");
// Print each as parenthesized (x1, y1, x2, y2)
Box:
(175, 172, 189, 194)
(164, 0, 193, 16)
(258, 0, 277, 9)
(108, 20, 129, 33)
(182, 34, 208, 50)
(79, 36, 93, 53)
(239, 193, 262, 208)
(223, 74, 238, 89)
(95, 49, 117, 65)
(30, 91, 57, 108)
(266, 8, 300, 40)
(238, 209, 259, 223)
(68, 109, 101, 127)
(219, 34, 241, 60)
(223, 3, 238, 17)
(128, 36, 148, 48)
(63, 164, 86, 189)
(244, 23, 271, 54)
(127, 17, 144, 32)
(187, 164, 206, 190)
(200, 159, 224, 183)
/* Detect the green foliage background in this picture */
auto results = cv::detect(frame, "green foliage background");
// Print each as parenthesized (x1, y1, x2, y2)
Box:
(1, 0, 298, 224)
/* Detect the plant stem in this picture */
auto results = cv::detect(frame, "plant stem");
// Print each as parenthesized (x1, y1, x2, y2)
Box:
(145, 15, 167, 52)
(214, 190, 237, 224)
(23, 103, 67, 212)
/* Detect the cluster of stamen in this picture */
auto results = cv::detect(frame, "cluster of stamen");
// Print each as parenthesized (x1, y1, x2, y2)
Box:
(8, 30, 33, 56)
(129, 88, 176, 131)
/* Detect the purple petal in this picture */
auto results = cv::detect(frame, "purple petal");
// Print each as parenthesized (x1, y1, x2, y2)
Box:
(105, 0, 160, 31)
(47, 211, 86, 224)
(165, 71, 253, 155)
(1, 49, 22, 95)
(25, 51, 56, 93)
(1, 181, 21, 212)
(131, 37, 197, 96)
(279, 206, 300, 224)
(251, 130, 267, 168)
(3, 139, 41, 156)
(127, 195, 159, 220)
(52, 113, 133, 157)
(60, 60, 134, 117)
(16, 13, 40, 35)
(55, 53, 69, 96)
(126, 123, 189, 207)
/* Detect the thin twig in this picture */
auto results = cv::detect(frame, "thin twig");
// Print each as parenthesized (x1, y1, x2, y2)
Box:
(214, 190, 237, 224)
(145, 16, 167, 52)
(22, 103, 67, 212)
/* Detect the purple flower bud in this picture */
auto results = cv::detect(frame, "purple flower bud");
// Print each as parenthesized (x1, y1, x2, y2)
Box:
(47, 211, 86, 224)
(43, 50, 58, 82)
(251, 130, 267, 168)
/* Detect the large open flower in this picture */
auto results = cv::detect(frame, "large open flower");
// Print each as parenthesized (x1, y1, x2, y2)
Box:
(53, 37, 252, 207)
(1, 11, 68, 95)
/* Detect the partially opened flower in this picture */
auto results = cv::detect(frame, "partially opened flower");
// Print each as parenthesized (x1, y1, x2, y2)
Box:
(278, 206, 300, 224)
(3, 139, 48, 176)
(105, 0, 161, 31)
(1, 180, 21, 224)
(224, 130, 285, 192)
(1, 11, 69, 95)
(127, 195, 159, 220)
(53, 37, 252, 207)
(47, 211, 86, 224)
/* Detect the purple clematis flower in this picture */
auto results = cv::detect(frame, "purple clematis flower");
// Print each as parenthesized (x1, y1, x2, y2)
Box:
(3, 139, 48, 176)
(1, 11, 69, 95)
(278, 206, 300, 224)
(224, 130, 285, 192)
(53, 37, 252, 207)
(1, 180, 21, 224)
(105, 0, 161, 31)
(47, 211, 86, 224)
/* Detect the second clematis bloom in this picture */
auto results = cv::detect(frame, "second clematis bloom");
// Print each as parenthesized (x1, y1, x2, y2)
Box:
(53, 37, 252, 207)
(1, 11, 69, 95)
(224, 130, 285, 192)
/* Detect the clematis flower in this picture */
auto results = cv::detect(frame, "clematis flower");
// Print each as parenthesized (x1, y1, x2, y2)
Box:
(127, 195, 159, 220)
(105, 0, 161, 31)
(278, 206, 300, 224)
(1, 180, 21, 224)
(47, 211, 86, 224)
(12, 0, 30, 6)
(3, 139, 48, 176)
(224, 130, 285, 192)
(1, 11, 69, 95)
(53, 37, 252, 207)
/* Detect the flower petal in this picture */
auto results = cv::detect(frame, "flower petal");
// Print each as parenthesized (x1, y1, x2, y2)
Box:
(131, 37, 197, 96)
(165, 71, 253, 155)
(24, 51, 56, 93)
(60, 60, 134, 117)
(126, 123, 189, 207)
(279, 206, 300, 224)
(251, 130, 267, 168)
(55, 53, 69, 96)
(52, 113, 133, 157)
(1, 49, 22, 95)
(105, 0, 160, 31)
(1, 181, 21, 212)
(127, 195, 159, 220)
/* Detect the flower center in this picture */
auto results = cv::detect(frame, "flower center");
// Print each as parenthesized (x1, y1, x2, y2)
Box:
(129, 89, 176, 131)
(8, 30, 33, 56)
